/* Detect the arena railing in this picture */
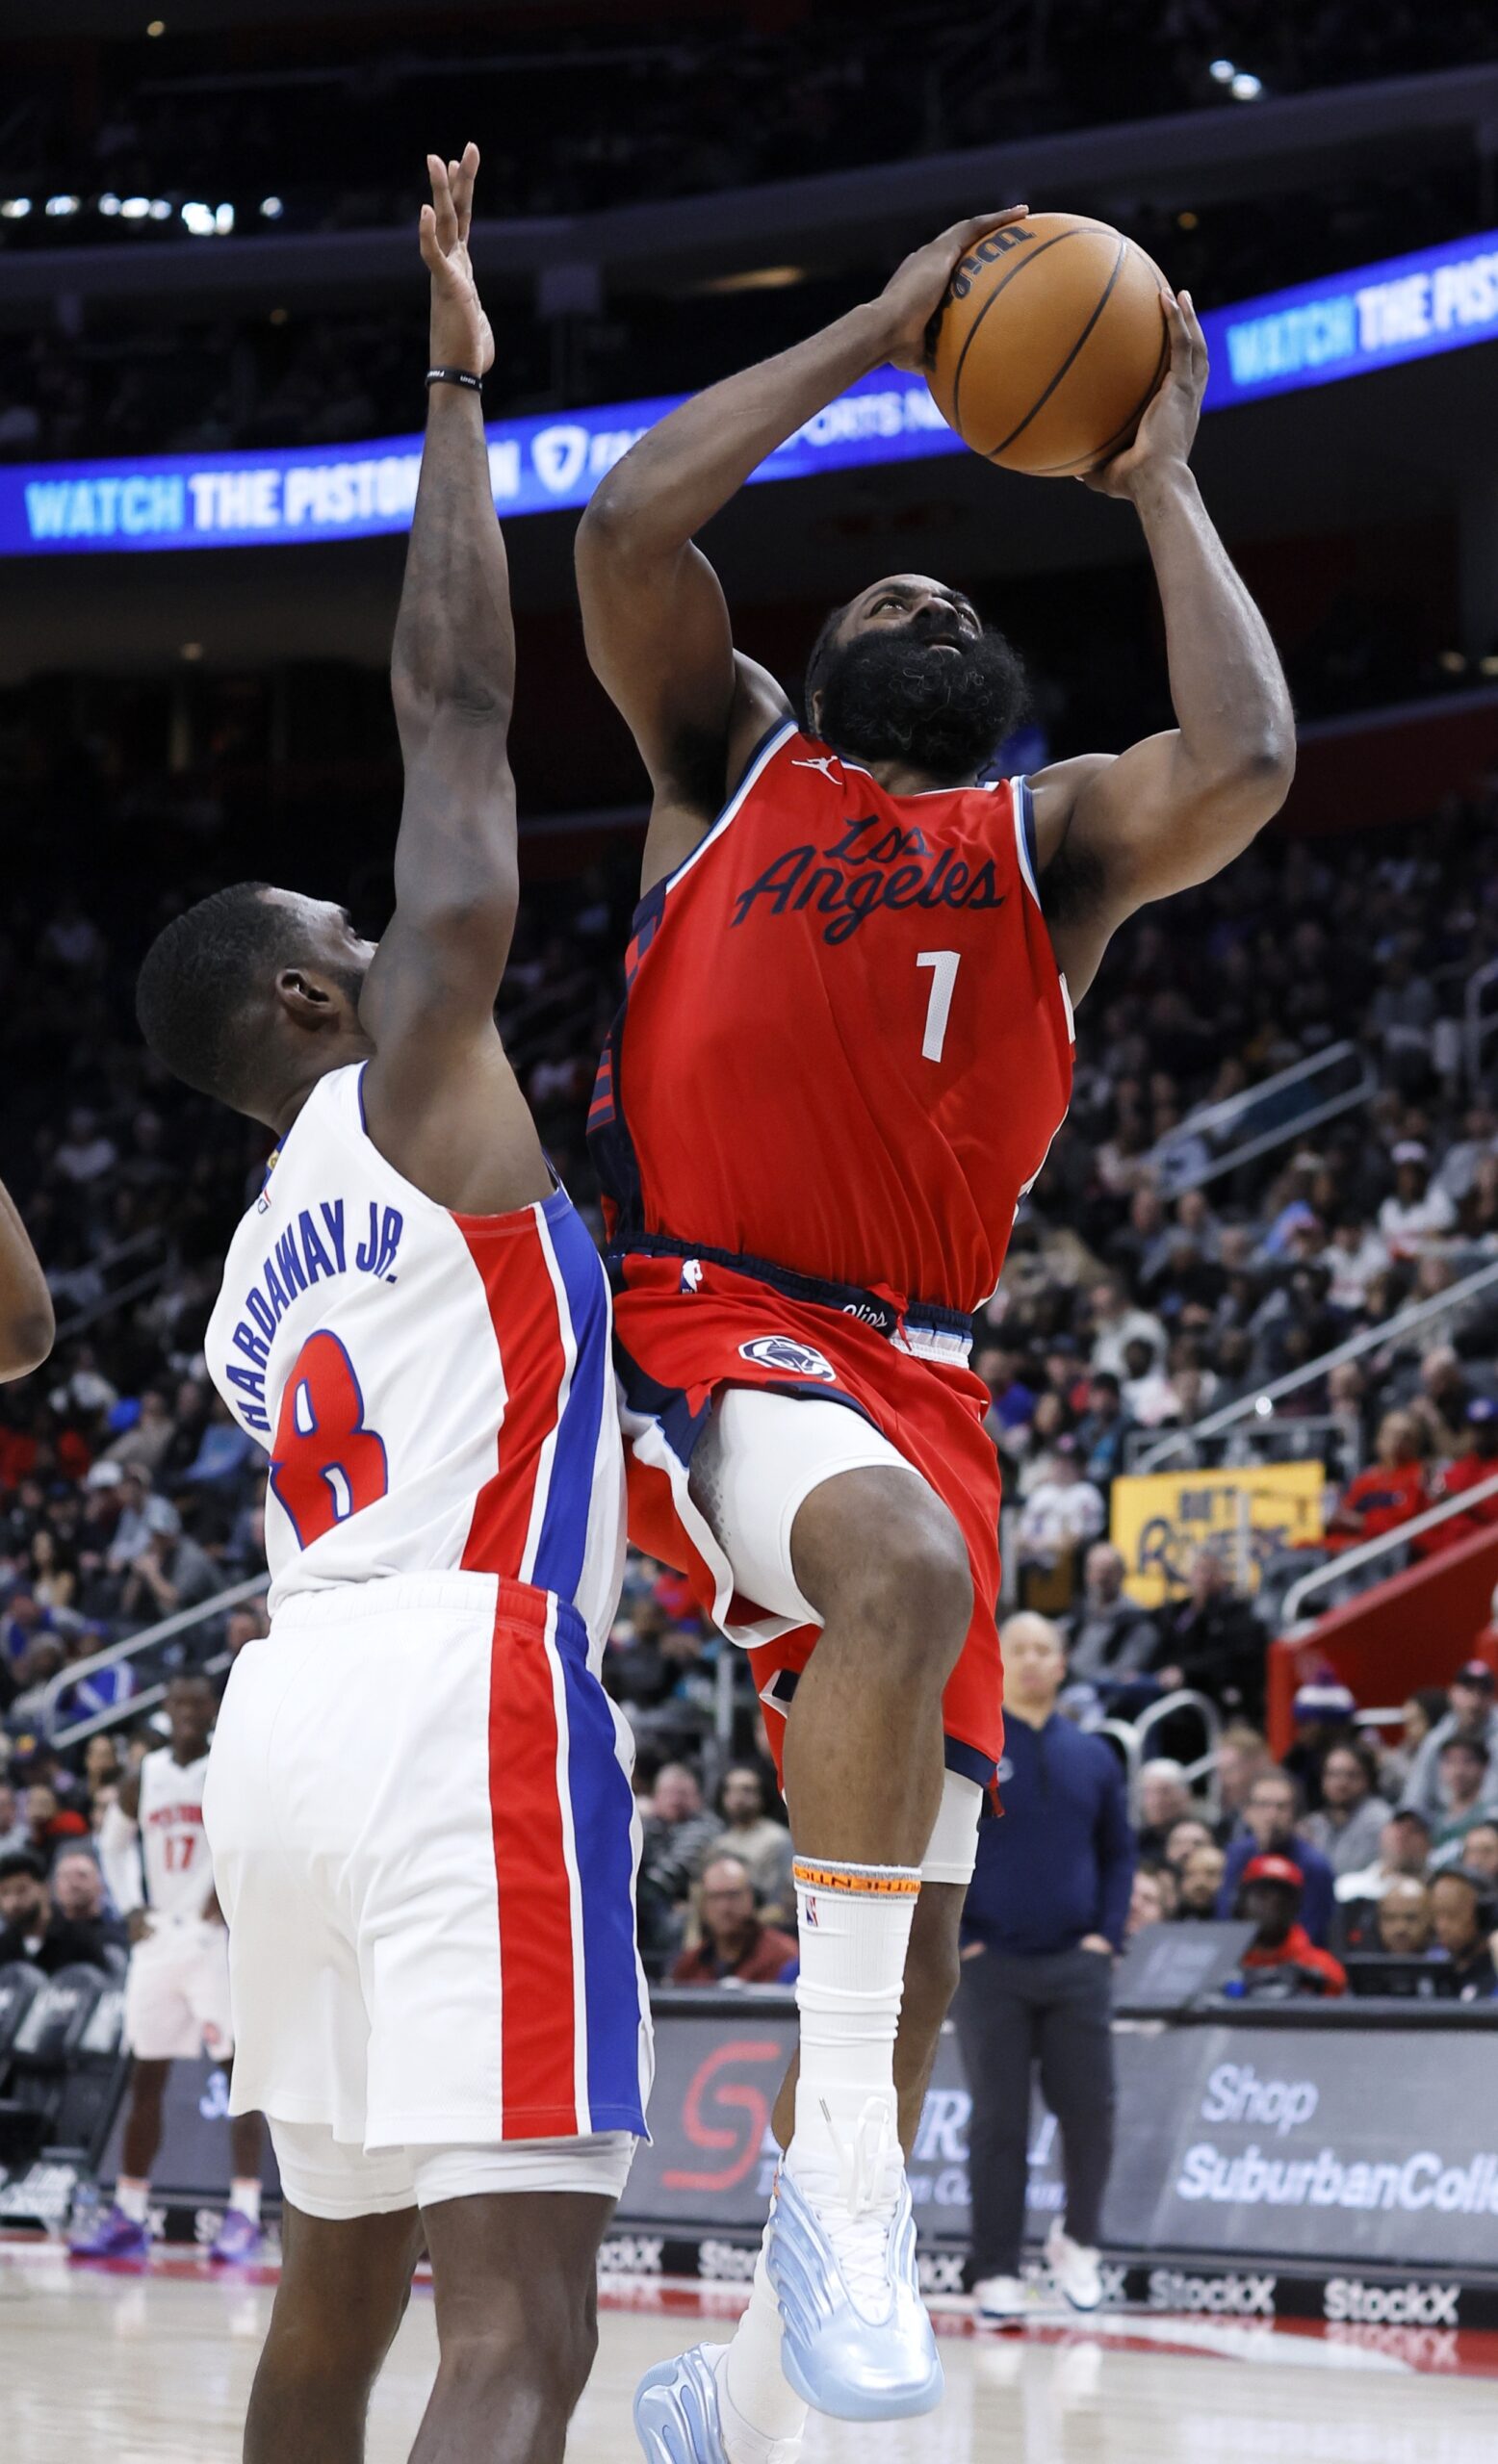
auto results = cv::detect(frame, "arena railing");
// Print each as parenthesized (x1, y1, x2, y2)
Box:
(1463, 954, 1498, 1094)
(1277, 1468, 1498, 1632)
(51, 1225, 174, 1347)
(39, 1574, 270, 1750)
(1141, 1040, 1377, 1196)
(1134, 1255, 1498, 1475)
(1094, 1688, 1223, 1822)
(1122, 1412, 1354, 1478)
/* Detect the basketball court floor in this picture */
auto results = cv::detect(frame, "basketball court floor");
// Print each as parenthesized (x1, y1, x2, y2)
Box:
(3, 2239, 1494, 2463)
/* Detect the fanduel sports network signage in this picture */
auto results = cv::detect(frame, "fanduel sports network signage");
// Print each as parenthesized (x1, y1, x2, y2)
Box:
(3, 225, 1494, 558)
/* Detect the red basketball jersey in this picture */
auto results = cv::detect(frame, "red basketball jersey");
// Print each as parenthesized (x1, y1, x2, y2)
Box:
(589, 718, 1072, 1314)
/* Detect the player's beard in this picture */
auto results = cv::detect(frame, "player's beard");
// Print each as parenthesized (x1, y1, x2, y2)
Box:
(814, 620, 1029, 786)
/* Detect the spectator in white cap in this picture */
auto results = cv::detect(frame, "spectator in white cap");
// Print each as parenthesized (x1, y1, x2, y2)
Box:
(1378, 1141, 1456, 1257)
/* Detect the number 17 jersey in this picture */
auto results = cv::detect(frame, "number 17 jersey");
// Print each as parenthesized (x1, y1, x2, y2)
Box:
(589, 720, 1073, 1315)
(203, 1064, 625, 1644)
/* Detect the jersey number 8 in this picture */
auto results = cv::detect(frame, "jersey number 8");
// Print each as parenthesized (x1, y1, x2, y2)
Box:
(270, 1330, 390, 1547)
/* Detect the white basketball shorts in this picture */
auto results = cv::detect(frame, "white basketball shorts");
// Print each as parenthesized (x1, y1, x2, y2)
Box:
(688, 1387, 983, 1885)
(202, 1570, 652, 2213)
(123, 1917, 235, 2064)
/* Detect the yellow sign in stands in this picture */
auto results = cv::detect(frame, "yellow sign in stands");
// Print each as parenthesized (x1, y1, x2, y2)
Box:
(1110, 1461, 1325, 1604)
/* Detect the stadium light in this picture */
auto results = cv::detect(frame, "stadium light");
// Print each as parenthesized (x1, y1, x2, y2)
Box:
(215, 202, 235, 234)
(259, 196, 283, 219)
(146, 17, 166, 33)
(181, 202, 216, 236)
(99, 193, 121, 217)
(0, 198, 33, 219)
(1231, 72, 1263, 100)
(1209, 58, 1235, 82)
(120, 196, 151, 220)
(149, 198, 171, 220)
(45, 195, 80, 218)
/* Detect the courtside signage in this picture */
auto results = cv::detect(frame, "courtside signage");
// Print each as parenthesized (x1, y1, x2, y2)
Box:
(4, 226, 1494, 554)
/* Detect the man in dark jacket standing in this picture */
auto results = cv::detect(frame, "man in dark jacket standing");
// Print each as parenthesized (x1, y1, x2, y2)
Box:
(955, 1614, 1135, 2324)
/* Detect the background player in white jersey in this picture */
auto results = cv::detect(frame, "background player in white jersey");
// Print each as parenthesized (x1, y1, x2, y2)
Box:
(74, 1672, 267, 2263)
(130, 147, 649, 2464)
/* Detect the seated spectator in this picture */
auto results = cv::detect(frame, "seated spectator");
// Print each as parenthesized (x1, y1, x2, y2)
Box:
(1437, 1817, 1498, 1885)
(1134, 1760, 1195, 1862)
(1161, 1815, 1215, 1873)
(1378, 1684, 1454, 1803)
(1064, 1544, 1159, 1690)
(0, 1780, 26, 1855)
(1402, 1662, 1498, 1824)
(1299, 1741, 1393, 1878)
(1335, 1810, 1435, 1953)
(0, 1848, 112, 1972)
(1281, 1677, 1358, 1809)
(1325, 1410, 1428, 1553)
(1217, 1770, 1337, 1944)
(22, 1780, 90, 1866)
(670, 1855, 797, 1986)
(50, 1847, 127, 1951)
(1121, 1335, 1176, 1429)
(1429, 1868, 1498, 2000)
(1375, 1877, 1433, 1955)
(1175, 1841, 1227, 1917)
(1088, 1278, 1166, 1379)
(1231, 1855, 1347, 1999)
(1014, 1436, 1105, 1607)
(1378, 1141, 1456, 1258)
(1126, 1866, 1174, 1937)
(713, 1764, 794, 1924)
(636, 1762, 724, 1974)
(1073, 1372, 1131, 1491)
(116, 1499, 220, 1626)
(1153, 1550, 1264, 1716)
(1430, 1735, 1493, 1853)
(1214, 1723, 1274, 1838)
(1431, 1399, 1498, 1543)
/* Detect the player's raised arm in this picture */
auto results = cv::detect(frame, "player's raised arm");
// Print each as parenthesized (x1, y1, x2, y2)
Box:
(576, 209, 1028, 886)
(1029, 291, 1297, 1000)
(358, 144, 549, 1216)
(0, 1177, 54, 1381)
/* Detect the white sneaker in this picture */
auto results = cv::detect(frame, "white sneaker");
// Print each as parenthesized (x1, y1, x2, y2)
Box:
(972, 2273, 1029, 2325)
(1046, 2221, 1102, 2312)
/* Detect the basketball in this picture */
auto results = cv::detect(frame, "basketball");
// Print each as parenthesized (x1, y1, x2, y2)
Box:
(927, 211, 1173, 477)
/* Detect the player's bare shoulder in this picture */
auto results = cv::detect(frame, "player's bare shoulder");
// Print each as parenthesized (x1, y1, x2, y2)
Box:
(641, 653, 794, 893)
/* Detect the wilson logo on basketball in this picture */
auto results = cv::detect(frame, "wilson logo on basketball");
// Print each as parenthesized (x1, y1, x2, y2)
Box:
(730, 814, 1002, 947)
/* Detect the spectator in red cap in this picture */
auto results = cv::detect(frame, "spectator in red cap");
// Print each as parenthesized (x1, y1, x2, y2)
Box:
(1233, 1856, 1347, 1998)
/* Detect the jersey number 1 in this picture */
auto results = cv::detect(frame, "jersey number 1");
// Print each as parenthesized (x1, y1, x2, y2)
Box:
(917, 950, 960, 1064)
(270, 1331, 389, 1547)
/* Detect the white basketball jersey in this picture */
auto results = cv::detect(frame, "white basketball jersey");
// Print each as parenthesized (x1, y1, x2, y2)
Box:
(203, 1064, 625, 1644)
(139, 1745, 215, 1921)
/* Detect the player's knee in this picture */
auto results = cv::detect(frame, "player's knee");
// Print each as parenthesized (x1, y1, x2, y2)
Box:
(839, 1492, 972, 1680)
(439, 2295, 597, 2416)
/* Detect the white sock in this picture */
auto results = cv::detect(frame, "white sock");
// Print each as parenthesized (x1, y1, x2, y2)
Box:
(790, 1856, 919, 2151)
(716, 2242, 809, 2462)
(116, 2177, 149, 2223)
(230, 2178, 262, 2225)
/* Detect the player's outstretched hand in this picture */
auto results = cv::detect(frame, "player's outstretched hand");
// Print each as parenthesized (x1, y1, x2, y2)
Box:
(420, 141, 494, 381)
(1084, 289, 1207, 499)
(876, 208, 1030, 372)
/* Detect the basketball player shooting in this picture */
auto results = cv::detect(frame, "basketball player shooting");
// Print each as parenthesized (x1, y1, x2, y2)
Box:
(578, 210, 1295, 2455)
(133, 148, 650, 2464)
(0, 1172, 53, 1381)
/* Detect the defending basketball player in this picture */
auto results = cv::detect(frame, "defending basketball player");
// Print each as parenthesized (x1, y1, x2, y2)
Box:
(577, 211, 1295, 2454)
(133, 148, 649, 2464)
(0, 1174, 53, 1381)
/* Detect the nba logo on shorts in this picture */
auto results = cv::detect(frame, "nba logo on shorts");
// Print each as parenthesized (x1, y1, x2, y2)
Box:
(738, 1335, 837, 1382)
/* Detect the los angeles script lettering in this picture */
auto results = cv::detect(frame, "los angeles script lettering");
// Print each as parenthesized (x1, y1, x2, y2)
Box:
(730, 816, 1003, 947)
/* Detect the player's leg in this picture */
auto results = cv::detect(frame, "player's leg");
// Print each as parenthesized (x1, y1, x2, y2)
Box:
(412, 2175, 618, 2464)
(244, 2151, 425, 2464)
(1034, 1950, 1115, 2310)
(70, 2052, 169, 2256)
(952, 1951, 1039, 2318)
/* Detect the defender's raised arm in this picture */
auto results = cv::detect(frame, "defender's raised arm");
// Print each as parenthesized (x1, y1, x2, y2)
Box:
(358, 143, 548, 1215)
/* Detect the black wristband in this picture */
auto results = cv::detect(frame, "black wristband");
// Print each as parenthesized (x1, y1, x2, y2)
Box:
(426, 366, 482, 394)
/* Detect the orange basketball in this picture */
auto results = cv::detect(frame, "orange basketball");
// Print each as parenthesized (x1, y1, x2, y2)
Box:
(927, 212, 1172, 477)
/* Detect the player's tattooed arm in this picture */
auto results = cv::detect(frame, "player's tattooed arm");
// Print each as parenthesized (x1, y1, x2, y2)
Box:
(1029, 293, 1295, 1002)
(0, 1176, 53, 1381)
(576, 210, 1027, 890)
(358, 144, 550, 1216)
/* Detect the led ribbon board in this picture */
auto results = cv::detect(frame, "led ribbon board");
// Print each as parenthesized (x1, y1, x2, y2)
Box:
(2, 227, 1494, 554)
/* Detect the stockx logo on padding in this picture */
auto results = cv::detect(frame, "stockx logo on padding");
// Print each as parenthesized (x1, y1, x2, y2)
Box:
(739, 1335, 837, 1382)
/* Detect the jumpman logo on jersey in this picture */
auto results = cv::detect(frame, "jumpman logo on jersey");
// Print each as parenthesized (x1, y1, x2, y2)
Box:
(791, 755, 842, 782)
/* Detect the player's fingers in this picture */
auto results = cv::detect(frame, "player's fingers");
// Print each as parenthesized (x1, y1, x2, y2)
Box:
(427, 152, 457, 253)
(452, 140, 478, 240)
(418, 200, 443, 276)
(953, 206, 1028, 248)
(1179, 289, 1209, 372)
